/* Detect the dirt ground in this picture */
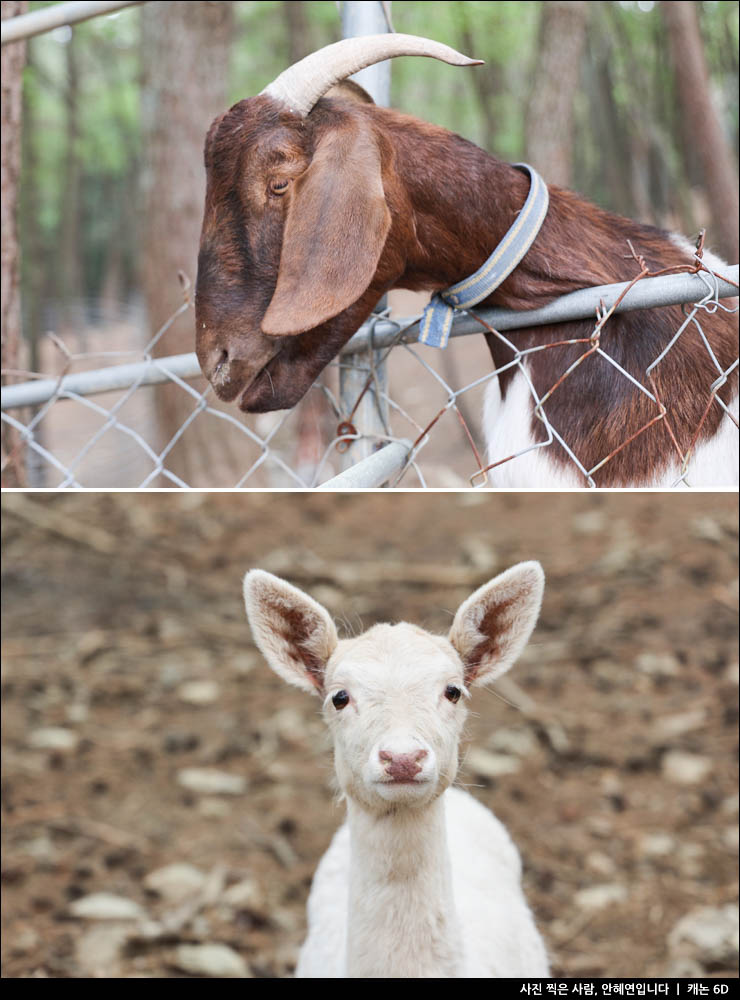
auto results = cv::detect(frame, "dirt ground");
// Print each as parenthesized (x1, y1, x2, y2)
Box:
(1, 491, 738, 978)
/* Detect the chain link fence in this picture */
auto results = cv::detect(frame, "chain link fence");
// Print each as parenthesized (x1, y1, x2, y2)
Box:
(2, 249, 737, 489)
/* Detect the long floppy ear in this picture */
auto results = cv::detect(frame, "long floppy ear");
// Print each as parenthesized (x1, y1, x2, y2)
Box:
(448, 562, 544, 687)
(244, 570, 338, 694)
(261, 122, 391, 337)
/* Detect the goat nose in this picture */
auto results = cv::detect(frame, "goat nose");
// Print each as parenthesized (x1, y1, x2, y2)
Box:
(202, 347, 229, 385)
(379, 748, 428, 781)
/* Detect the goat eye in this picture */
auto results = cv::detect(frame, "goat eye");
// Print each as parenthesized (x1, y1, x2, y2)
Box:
(444, 685, 462, 704)
(269, 179, 289, 196)
(332, 690, 350, 710)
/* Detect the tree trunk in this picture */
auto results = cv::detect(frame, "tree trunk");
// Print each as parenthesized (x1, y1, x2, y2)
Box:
(454, 1, 500, 152)
(60, 30, 84, 337)
(140, 0, 233, 484)
(525, 1, 589, 188)
(662, 0, 739, 262)
(1, 0, 27, 487)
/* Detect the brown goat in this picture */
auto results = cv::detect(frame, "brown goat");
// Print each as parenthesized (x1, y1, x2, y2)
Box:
(195, 34, 738, 487)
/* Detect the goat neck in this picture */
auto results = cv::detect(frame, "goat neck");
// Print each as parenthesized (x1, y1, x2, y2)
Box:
(381, 105, 692, 308)
(345, 795, 465, 979)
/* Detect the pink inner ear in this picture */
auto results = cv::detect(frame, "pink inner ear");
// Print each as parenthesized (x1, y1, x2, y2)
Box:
(462, 594, 519, 684)
(268, 600, 325, 689)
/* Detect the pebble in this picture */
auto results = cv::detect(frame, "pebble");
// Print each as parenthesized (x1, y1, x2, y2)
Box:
(572, 510, 607, 535)
(722, 826, 739, 851)
(664, 956, 706, 978)
(144, 863, 207, 902)
(635, 652, 679, 677)
(174, 943, 250, 978)
(691, 516, 724, 543)
(10, 926, 40, 956)
(488, 726, 538, 757)
(574, 883, 628, 910)
(28, 727, 78, 751)
(222, 878, 264, 910)
(638, 833, 676, 858)
(75, 923, 131, 976)
(722, 794, 739, 816)
(198, 797, 233, 818)
(654, 710, 706, 740)
(176, 768, 246, 796)
(661, 751, 712, 785)
(585, 852, 617, 877)
(69, 892, 146, 921)
(668, 904, 739, 966)
(465, 747, 520, 778)
(177, 681, 220, 706)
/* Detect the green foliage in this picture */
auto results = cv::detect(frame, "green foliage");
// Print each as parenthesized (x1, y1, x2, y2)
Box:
(16, 0, 740, 332)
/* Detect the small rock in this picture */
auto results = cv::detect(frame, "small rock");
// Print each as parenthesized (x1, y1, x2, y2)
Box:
(28, 727, 78, 751)
(722, 826, 739, 851)
(174, 943, 250, 978)
(69, 892, 146, 921)
(587, 816, 614, 838)
(465, 747, 520, 778)
(489, 726, 538, 757)
(724, 663, 739, 685)
(310, 584, 344, 610)
(665, 956, 706, 978)
(635, 652, 679, 678)
(66, 703, 89, 724)
(222, 878, 264, 910)
(668, 904, 739, 966)
(574, 883, 628, 910)
(144, 863, 207, 903)
(23, 834, 57, 862)
(267, 708, 311, 740)
(460, 535, 498, 571)
(573, 510, 606, 535)
(198, 797, 233, 818)
(76, 923, 131, 976)
(10, 926, 39, 956)
(654, 710, 706, 740)
(638, 833, 676, 858)
(177, 681, 220, 706)
(661, 751, 712, 785)
(722, 794, 739, 816)
(176, 768, 246, 796)
(676, 843, 704, 877)
(691, 516, 724, 543)
(585, 852, 617, 877)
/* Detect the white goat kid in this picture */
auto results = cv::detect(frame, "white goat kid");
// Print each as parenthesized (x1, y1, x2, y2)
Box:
(244, 563, 550, 979)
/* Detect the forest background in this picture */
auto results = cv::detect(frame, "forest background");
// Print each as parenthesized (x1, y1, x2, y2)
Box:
(1, 0, 738, 486)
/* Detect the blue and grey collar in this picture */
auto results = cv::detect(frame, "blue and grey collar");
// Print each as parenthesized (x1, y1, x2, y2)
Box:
(418, 163, 549, 348)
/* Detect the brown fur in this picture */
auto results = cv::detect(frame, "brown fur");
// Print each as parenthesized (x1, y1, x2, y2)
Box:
(196, 93, 737, 485)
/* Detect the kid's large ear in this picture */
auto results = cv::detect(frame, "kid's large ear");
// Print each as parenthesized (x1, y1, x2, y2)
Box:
(261, 121, 391, 337)
(448, 562, 544, 687)
(244, 570, 338, 694)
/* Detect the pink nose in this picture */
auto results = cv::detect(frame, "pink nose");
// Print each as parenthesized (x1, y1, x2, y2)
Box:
(379, 749, 428, 781)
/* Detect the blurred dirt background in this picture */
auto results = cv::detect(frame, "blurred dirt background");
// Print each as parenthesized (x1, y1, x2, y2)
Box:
(1, 491, 738, 979)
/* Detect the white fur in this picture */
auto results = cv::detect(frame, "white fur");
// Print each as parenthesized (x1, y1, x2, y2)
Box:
(481, 238, 738, 488)
(244, 565, 550, 979)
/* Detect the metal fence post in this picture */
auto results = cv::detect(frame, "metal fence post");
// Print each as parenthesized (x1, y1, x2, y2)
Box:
(339, 1, 392, 468)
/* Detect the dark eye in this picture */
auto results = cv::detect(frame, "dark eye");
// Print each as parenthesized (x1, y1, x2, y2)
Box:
(332, 690, 350, 710)
(269, 179, 289, 196)
(444, 685, 462, 704)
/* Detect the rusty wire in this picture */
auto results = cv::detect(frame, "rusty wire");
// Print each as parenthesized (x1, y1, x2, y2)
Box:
(1, 240, 737, 489)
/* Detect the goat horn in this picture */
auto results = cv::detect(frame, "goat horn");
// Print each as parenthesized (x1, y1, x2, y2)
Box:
(260, 33, 483, 117)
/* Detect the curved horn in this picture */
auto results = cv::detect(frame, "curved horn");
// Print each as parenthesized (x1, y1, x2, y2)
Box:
(260, 33, 482, 117)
